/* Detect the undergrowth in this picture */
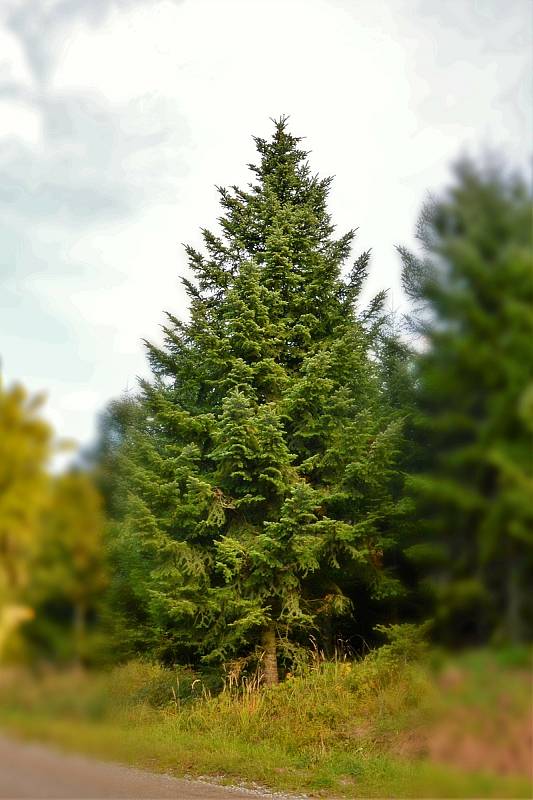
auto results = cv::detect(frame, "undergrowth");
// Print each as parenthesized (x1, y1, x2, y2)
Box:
(0, 633, 531, 798)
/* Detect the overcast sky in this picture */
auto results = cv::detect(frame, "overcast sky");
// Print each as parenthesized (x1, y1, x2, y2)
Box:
(1, 0, 531, 460)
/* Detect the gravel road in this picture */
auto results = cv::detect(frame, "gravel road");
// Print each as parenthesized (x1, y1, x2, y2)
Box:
(0, 736, 293, 799)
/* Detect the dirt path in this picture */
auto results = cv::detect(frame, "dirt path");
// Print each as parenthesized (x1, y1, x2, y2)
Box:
(0, 736, 290, 799)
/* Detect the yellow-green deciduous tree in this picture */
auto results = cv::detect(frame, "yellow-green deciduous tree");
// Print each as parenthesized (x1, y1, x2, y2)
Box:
(0, 375, 54, 659)
(0, 376, 54, 603)
(32, 471, 108, 662)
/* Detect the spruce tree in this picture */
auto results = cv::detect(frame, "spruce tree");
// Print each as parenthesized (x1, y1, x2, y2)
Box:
(400, 159, 533, 644)
(122, 119, 404, 681)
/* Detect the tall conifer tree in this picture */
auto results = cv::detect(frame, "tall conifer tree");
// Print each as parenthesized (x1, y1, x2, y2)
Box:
(123, 119, 404, 681)
(401, 159, 533, 644)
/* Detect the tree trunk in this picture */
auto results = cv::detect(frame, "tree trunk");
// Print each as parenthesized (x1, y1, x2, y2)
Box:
(261, 624, 279, 686)
(506, 551, 522, 644)
(73, 602, 86, 664)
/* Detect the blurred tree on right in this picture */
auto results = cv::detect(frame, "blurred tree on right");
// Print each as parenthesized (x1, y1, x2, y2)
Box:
(400, 159, 533, 645)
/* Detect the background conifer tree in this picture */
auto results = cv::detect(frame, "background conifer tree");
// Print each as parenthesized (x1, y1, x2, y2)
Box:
(89, 397, 153, 661)
(122, 119, 405, 681)
(400, 159, 533, 644)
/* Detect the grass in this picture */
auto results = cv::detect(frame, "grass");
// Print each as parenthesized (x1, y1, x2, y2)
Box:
(0, 646, 531, 798)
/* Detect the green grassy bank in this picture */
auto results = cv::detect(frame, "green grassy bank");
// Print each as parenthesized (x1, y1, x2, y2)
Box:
(0, 648, 531, 798)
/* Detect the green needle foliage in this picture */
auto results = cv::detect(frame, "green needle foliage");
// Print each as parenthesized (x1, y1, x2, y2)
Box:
(120, 118, 405, 681)
(400, 158, 533, 645)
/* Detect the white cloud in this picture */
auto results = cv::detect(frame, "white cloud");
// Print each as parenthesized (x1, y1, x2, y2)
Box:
(0, 100, 42, 146)
(0, 24, 33, 87)
(1, 0, 530, 458)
